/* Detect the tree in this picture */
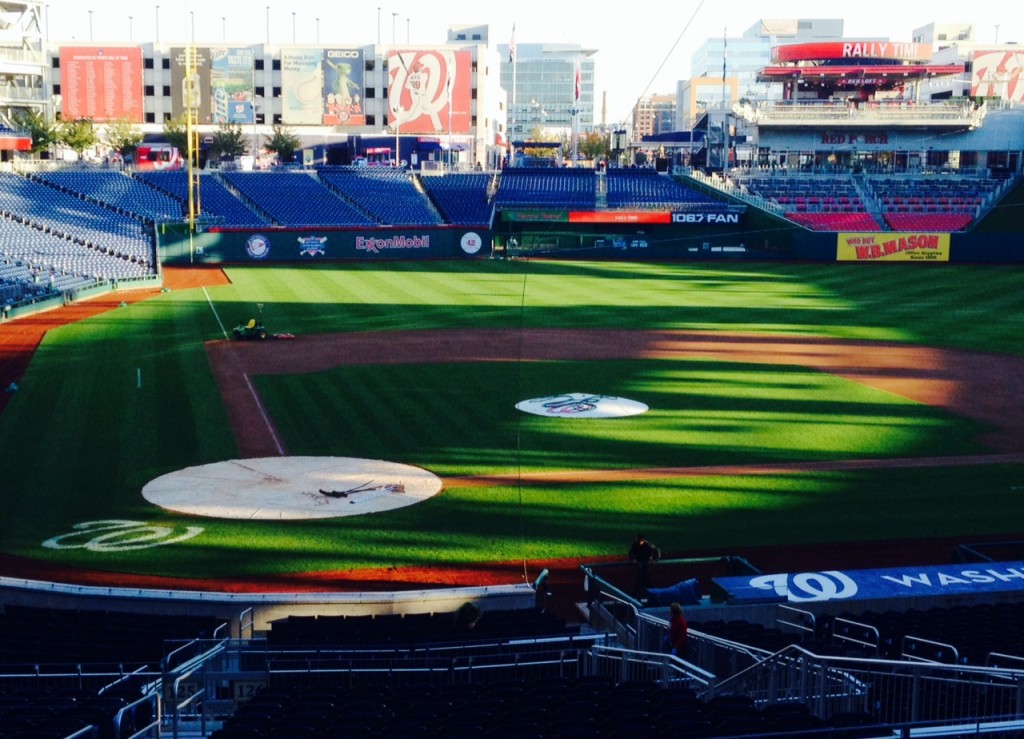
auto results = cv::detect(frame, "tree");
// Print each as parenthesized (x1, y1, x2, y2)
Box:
(264, 125, 301, 164)
(209, 123, 247, 160)
(104, 118, 144, 156)
(12, 109, 57, 155)
(161, 116, 189, 152)
(578, 132, 609, 163)
(58, 118, 98, 157)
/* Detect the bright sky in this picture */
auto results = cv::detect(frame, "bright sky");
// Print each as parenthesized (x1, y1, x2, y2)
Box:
(43, 0, 1021, 123)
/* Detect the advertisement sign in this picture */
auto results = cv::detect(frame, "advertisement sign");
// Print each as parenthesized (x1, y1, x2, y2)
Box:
(714, 561, 1024, 604)
(837, 232, 950, 262)
(387, 49, 472, 134)
(210, 47, 254, 124)
(971, 50, 1024, 103)
(281, 48, 323, 125)
(60, 46, 143, 122)
(170, 47, 212, 122)
(322, 49, 365, 125)
(771, 41, 932, 64)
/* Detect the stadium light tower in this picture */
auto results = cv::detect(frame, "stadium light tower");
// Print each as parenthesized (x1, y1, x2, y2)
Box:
(128, 15, 133, 41)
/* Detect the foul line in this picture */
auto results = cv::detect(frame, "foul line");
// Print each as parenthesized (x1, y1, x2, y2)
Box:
(204, 287, 229, 340)
(243, 372, 286, 456)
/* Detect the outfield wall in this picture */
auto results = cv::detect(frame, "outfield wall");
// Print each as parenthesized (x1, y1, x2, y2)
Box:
(158, 224, 492, 264)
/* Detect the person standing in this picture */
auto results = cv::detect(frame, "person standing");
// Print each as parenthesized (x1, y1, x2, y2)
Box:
(666, 602, 689, 658)
(628, 533, 659, 597)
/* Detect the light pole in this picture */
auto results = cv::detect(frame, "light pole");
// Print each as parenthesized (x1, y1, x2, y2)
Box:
(392, 12, 397, 44)
(291, 12, 296, 43)
(221, 16, 226, 42)
(315, 17, 319, 44)
(128, 15, 133, 41)
(88, 10, 93, 41)
(406, 17, 409, 43)
(154, 5, 159, 43)
(44, 4, 49, 42)
(376, 7, 380, 45)
(265, 6, 270, 48)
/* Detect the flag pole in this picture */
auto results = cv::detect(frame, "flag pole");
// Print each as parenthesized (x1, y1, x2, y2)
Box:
(509, 23, 516, 167)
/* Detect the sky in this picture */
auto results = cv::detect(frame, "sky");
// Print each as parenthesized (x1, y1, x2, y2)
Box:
(42, 0, 1023, 124)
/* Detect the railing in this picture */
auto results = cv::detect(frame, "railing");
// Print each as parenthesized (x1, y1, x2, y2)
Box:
(734, 100, 987, 128)
(715, 643, 1024, 726)
(681, 167, 786, 214)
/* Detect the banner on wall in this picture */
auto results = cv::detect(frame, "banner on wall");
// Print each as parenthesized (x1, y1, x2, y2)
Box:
(281, 48, 324, 125)
(837, 232, 950, 262)
(170, 47, 212, 122)
(322, 49, 366, 125)
(971, 49, 1024, 103)
(60, 46, 144, 122)
(387, 49, 472, 134)
(210, 48, 255, 124)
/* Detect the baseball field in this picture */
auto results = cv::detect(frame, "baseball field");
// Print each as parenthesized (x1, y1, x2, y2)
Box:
(0, 259, 1022, 594)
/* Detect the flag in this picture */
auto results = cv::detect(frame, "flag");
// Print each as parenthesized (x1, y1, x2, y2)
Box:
(574, 62, 581, 103)
(509, 24, 516, 63)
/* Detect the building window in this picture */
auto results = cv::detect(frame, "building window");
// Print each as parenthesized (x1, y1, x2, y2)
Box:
(144, 85, 155, 96)
(272, 86, 281, 97)
(471, 115, 477, 126)
(273, 113, 281, 124)
(256, 113, 265, 124)
(145, 112, 155, 123)
(471, 88, 477, 99)
(365, 59, 375, 71)
(255, 86, 265, 97)
(162, 85, 171, 97)
(255, 59, 264, 70)
(163, 112, 171, 122)
(144, 58, 154, 69)
(52, 83, 60, 95)
(366, 87, 375, 98)
(272, 59, 281, 71)
(51, 57, 59, 68)
(366, 114, 375, 126)
(162, 59, 170, 69)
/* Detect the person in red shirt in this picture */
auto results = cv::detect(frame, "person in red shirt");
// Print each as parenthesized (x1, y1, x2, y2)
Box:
(666, 601, 688, 658)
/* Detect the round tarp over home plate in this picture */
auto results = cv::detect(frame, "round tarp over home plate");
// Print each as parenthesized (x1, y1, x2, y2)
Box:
(141, 457, 443, 520)
(516, 393, 649, 419)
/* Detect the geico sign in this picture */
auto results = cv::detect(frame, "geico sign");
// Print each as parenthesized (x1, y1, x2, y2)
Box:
(672, 213, 740, 224)
(327, 50, 361, 59)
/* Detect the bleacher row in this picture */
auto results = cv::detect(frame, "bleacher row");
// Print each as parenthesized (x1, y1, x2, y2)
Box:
(209, 678, 883, 739)
(0, 605, 227, 739)
(738, 172, 1010, 232)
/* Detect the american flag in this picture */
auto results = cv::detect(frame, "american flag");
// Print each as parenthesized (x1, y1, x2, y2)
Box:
(574, 62, 581, 102)
(509, 24, 516, 63)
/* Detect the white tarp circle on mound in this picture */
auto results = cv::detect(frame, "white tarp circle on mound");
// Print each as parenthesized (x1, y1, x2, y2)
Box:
(515, 393, 649, 419)
(142, 457, 443, 520)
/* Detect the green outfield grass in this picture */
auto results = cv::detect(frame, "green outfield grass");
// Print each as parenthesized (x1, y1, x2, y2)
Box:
(0, 260, 1022, 581)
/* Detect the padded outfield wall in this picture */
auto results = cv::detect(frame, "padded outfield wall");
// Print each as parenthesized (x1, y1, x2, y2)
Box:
(158, 224, 492, 263)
